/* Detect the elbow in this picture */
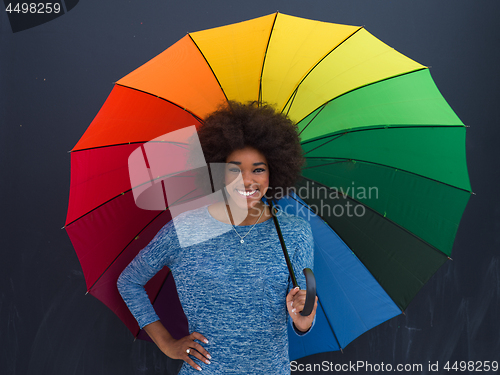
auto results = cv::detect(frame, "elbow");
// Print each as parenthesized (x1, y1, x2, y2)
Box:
(116, 269, 128, 298)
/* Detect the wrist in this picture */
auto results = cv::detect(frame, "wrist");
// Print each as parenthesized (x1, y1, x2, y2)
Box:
(144, 321, 176, 352)
(293, 321, 312, 333)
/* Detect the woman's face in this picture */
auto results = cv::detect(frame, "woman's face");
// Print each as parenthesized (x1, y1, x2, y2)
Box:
(224, 146, 270, 210)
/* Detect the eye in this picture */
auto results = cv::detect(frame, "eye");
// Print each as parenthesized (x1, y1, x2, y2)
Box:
(228, 167, 241, 173)
(254, 168, 266, 173)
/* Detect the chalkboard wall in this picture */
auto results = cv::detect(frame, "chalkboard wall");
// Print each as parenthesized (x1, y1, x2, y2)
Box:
(1, 1, 498, 374)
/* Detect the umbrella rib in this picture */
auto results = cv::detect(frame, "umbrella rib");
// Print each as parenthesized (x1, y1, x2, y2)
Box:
(258, 12, 279, 105)
(297, 104, 326, 136)
(70, 139, 193, 154)
(299, 176, 451, 260)
(64, 181, 204, 228)
(303, 156, 473, 194)
(281, 26, 364, 117)
(296, 67, 429, 131)
(114, 83, 205, 123)
(65, 189, 135, 228)
(86, 210, 168, 293)
(301, 124, 466, 148)
(317, 293, 344, 351)
(301, 133, 347, 156)
(187, 34, 229, 104)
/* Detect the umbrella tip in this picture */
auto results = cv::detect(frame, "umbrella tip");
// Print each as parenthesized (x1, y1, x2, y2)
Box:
(448, 257, 454, 261)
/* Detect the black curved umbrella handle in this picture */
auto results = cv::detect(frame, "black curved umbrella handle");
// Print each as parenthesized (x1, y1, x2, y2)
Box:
(300, 268, 316, 316)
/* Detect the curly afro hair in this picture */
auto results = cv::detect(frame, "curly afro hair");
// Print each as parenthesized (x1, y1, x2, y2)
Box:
(197, 101, 304, 200)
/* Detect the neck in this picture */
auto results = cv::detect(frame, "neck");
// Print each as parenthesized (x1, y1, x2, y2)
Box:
(226, 200, 268, 226)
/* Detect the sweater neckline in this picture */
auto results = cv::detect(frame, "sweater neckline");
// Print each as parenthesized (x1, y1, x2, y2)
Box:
(204, 205, 274, 228)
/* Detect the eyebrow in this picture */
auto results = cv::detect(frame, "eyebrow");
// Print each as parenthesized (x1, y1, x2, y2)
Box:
(227, 161, 267, 166)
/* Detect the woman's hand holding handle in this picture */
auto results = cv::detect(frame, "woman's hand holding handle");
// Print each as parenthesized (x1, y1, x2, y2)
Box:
(286, 287, 318, 333)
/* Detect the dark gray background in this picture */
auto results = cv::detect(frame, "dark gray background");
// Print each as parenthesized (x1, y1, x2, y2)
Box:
(1, 1, 499, 374)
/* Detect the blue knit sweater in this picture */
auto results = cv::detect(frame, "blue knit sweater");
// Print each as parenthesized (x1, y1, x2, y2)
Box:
(117, 205, 314, 374)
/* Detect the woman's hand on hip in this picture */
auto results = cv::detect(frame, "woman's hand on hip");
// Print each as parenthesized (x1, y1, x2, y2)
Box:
(144, 321, 211, 371)
(162, 332, 211, 371)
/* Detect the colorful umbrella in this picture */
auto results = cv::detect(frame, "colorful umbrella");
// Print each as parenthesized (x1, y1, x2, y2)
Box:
(65, 13, 472, 361)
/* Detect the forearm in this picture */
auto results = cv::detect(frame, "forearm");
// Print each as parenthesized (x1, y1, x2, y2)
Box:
(117, 252, 162, 328)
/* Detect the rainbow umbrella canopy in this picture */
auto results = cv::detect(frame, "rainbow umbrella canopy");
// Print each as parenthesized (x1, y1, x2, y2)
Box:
(65, 13, 472, 360)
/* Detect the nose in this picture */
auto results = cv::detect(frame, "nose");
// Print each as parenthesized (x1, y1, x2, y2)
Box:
(241, 170, 255, 187)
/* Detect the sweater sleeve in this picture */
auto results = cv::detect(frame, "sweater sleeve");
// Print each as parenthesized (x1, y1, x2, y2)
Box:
(117, 221, 179, 329)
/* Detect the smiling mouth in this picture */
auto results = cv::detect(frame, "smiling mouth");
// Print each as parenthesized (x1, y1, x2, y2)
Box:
(236, 189, 258, 197)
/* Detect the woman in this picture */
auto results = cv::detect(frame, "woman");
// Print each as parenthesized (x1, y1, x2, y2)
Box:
(118, 102, 317, 374)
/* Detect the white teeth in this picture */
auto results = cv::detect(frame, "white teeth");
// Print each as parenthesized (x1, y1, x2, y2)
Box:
(237, 189, 257, 197)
